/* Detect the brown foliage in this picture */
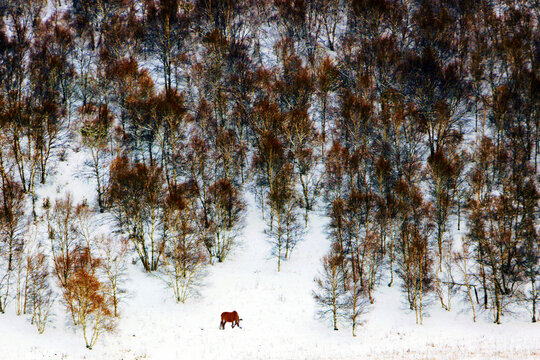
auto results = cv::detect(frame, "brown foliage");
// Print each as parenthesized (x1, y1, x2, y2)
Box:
(63, 248, 115, 349)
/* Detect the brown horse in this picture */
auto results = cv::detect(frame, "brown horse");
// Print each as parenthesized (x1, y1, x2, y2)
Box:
(219, 311, 242, 329)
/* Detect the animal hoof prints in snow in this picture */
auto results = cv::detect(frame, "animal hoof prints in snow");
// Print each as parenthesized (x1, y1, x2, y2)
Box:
(220, 311, 243, 329)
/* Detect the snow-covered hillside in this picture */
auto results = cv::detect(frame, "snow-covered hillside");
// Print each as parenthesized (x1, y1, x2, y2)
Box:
(1, 0, 539, 359)
(1, 147, 538, 359)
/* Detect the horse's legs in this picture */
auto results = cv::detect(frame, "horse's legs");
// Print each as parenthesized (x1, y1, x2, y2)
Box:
(219, 320, 224, 329)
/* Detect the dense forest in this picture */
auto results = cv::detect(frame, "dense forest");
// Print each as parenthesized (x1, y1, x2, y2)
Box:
(0, 0, 538, 348)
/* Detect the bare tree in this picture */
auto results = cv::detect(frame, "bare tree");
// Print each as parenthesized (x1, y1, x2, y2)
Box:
(267, 164, 304, 271)
(315, 57, 338, 145)
(203, 178, 245, 263)
(26, 250, 55, 333)
(145, 0, 190, 94)
(344, 263, 370, 337)
(282, 105, 322, 225)
(193, 0, 250, 43)
(453, 241, 477, 322)
(79, 103, 114, 212)
(108, 157, 165, 271)
(14, 237, 28, 316)
(313, 250, 348, 331)
(396, 183, 434, 325)
(96, 235, 128, 317)
(161, 182, 207, 302)
(467, 195, 526, 324)
(46, 194, 80, 288)
(318, 0, 344, 51)
(520, 180, 539, 323)
(0, 178, 26, 313)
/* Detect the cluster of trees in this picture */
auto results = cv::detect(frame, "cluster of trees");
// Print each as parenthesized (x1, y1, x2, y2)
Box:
(0, 189, 127, 348)
(310, 0, 539, 332)
(45, 196, 127, 348)
(0, 0, 537, 345)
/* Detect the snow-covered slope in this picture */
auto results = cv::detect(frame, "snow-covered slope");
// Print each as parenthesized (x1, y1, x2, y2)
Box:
(1, 150, 538, 359)
(0, 5, 538, 356)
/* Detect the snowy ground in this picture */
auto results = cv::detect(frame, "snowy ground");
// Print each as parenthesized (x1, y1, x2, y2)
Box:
(1, 194, 538, 358)
(2, 1, 537, 357)
(0, 145, 538, 359)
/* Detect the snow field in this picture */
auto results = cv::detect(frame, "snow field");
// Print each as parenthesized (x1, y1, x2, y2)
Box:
(2, 182, 538, 359)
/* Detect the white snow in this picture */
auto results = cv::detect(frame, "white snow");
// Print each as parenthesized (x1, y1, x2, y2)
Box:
(1, 3, 539, 358)
(1, 160, 539, 359)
